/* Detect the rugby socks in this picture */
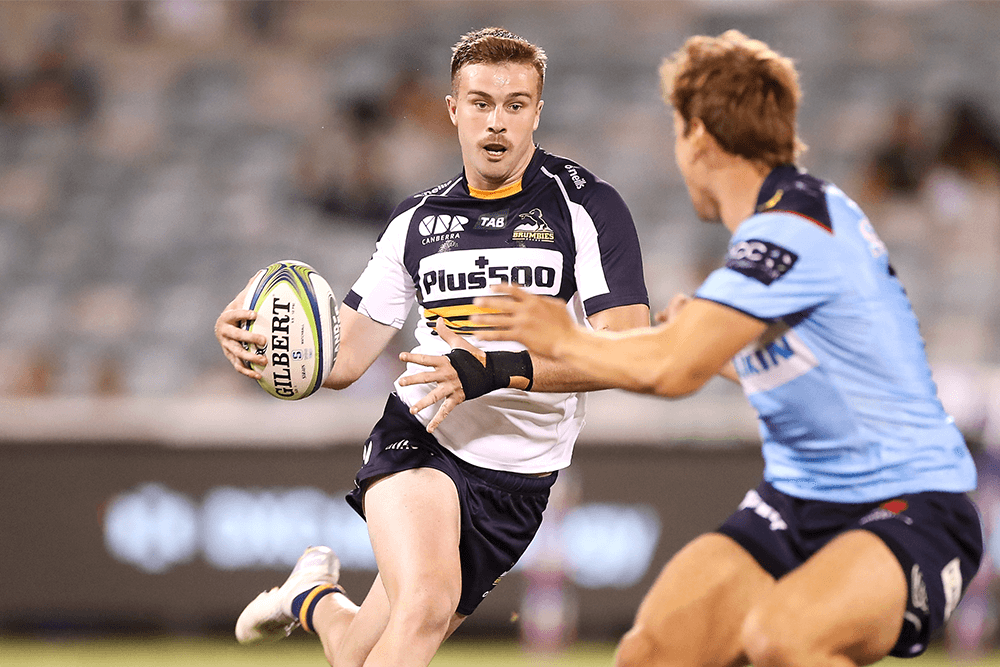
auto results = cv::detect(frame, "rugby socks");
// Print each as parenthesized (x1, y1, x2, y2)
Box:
(291, 584, 344, 634)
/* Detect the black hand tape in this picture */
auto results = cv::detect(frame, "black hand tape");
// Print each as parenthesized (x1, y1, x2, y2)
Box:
(446, 349, 534, 400)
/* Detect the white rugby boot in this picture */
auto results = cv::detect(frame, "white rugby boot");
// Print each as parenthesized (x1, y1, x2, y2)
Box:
(235, 545, 341, 644)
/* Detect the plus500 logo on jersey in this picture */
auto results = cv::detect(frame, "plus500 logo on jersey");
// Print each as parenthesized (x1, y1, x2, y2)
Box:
(417, 248, 564, 300)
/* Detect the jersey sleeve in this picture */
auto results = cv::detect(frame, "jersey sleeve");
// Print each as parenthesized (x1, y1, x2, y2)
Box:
(572, 179, 649, 316)
(342, 205, 417, 328)
(695, 212, 843, 321)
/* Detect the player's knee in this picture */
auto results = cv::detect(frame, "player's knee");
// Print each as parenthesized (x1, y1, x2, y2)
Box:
(741, 607, 803, 667)
(391, 587, 459, 639)
(615, 625, 668, 667)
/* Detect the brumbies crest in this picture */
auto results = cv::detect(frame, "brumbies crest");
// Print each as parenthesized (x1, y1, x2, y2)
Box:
(511, 208, 555, 243)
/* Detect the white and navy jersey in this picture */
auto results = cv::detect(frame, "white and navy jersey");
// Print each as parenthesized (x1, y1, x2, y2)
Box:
(697, 165, 976, 502)
(345, 147, 648, 473)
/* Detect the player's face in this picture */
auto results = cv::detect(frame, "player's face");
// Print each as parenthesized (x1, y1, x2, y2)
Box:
(673, 111, 721, 223)
(447, 62, 543, 191)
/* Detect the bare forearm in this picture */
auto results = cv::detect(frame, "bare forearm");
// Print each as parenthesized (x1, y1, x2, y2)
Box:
(551, 326, 711, 397)
(529, 354, 628, 392)
(322, 305, 399, 390)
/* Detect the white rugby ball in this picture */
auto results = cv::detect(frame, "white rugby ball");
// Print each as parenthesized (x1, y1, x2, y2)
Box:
(241, 260, 339, 400)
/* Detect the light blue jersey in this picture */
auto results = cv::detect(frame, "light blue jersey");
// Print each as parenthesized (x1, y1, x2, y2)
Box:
(696, 165, 976, 502)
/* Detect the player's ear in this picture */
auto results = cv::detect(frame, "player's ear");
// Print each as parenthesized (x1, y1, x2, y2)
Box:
(688, 117, 721, 160)
(532, 99, 543, 131)
(688, 117, 708, 148)
(445, 95, 458, 126)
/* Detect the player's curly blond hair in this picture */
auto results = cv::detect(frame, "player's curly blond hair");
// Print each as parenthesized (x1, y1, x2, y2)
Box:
(450, 27, 547, 97)
(661, 30, 806, 167)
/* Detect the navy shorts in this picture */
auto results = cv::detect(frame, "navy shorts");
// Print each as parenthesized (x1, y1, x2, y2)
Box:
(717, 481, 983, 658)
(346, 393, 557, 616)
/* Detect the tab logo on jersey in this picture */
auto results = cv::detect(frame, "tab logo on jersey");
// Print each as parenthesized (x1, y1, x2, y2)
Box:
(417, 248, 564, 300)
(735, 329, 818, 394)
(475, 209, 509, 231)
(726, 239, 798, 286)
(511, 208, 555, 243)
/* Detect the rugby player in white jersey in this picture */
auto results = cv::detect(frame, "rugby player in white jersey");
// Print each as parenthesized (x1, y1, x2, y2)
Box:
(214, 27, 649, 667)
(472, 30, 982, 667)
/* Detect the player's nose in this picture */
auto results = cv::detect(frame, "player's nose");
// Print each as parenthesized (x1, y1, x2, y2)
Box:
(487, 108, 506, 132)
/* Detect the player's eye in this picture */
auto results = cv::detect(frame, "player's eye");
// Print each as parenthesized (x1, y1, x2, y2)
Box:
(509, 103, 523, 112)
(474, 101, 489, 110)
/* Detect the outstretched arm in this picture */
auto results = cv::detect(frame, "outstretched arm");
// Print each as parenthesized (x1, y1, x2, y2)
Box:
(472, 284, 765, 398)
(529, 303, 650, 391)
(397, 302, 649, 432)
(655, 294, 740, 384)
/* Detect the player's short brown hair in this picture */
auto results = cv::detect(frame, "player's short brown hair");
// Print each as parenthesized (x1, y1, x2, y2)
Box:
(661, 30, 806, 167)
(450, 27, 546, 97)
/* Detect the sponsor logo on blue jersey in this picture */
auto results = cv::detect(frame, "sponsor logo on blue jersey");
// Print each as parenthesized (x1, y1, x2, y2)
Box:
(735, 330, 819, 394)
(726, 239, 798, 286)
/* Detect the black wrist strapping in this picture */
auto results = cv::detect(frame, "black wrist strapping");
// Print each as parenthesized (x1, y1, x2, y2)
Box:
(446, 349, 534, 399)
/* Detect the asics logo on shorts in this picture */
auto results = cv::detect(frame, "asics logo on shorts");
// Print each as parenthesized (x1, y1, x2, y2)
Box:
(738, 489, 788, 531)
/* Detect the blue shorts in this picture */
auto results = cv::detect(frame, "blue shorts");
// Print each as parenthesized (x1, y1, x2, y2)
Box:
(717, 481, 983, 658)
(346, 393, 557, 616)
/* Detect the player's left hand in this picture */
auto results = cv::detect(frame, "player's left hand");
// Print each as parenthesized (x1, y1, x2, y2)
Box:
(472, 284, 576, 358)
(398, 319, 485, 433)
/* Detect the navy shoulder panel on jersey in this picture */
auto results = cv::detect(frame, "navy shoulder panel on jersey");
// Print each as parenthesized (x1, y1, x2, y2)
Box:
(374, 175, 464, 242)
(755, 165, 833, 233)
(533, 149, 609, 201)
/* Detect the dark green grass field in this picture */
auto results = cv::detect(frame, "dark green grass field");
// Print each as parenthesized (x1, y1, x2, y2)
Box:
(2, 636, 995, 666)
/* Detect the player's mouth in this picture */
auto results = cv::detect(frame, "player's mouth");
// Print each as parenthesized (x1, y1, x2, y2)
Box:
(482, 142, 509, 158)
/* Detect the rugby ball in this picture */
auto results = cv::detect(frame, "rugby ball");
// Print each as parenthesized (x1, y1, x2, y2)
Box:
(241, 261, 339, 400)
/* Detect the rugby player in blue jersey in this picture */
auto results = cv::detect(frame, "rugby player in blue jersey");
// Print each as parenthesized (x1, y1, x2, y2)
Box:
(214, 27, 649, 667)
(473, 30, 983, 667)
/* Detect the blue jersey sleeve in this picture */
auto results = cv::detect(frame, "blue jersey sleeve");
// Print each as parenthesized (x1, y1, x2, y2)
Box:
(696, 212, 843, 321)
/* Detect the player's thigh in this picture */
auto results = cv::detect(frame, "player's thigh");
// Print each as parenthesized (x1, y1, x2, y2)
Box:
(618, 532, 774, 667)
(743, 529, 907, 666)
(363, 468, 463, 605)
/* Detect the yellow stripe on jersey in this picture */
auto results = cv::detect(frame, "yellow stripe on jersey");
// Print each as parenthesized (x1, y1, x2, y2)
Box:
(424, 304, 503, 332)
(468, 180, 522, 200)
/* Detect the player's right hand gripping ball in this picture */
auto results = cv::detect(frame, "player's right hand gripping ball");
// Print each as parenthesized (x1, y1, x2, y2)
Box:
(241, 260, 340, 399)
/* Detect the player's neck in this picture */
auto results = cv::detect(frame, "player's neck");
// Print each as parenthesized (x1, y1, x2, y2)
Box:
(713, 159, 771, 234)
